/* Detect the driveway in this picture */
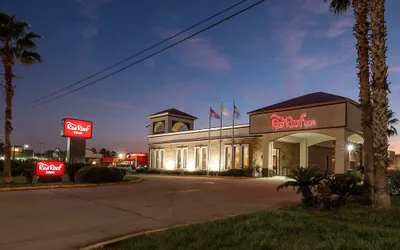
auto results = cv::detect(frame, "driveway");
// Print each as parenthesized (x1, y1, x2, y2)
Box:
(0, 175, 300, 250)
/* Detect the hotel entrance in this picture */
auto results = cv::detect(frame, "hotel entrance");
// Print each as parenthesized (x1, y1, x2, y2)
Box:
(248, 92, 364, 175)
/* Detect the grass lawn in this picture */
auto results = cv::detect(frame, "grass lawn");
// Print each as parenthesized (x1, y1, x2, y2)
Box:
(0, 175, 139, 188)
(99, 197, 400, 250)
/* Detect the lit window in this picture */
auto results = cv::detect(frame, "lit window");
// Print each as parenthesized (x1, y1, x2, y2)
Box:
(225, 144, 249, 169)
(242, 144, 249, 168)
(154, 121, 165, 133)
(150, 149, 164, 168)
(195, 146, 208, 170)
(176, 147, 188, 169)
(172, 122, 189, 132)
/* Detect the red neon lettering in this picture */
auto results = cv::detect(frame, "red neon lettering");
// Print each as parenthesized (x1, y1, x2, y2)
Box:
(270, 113, 316, 130)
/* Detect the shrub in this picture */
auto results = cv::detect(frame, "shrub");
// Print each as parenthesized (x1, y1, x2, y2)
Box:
(66, 163, 89, 182)
(218, 169, 247, 177)
(76, 166, 126, 183)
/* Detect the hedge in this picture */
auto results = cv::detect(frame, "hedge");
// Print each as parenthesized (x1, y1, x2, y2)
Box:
(76, 166, 126, 183)
(140, 168, 255, 177)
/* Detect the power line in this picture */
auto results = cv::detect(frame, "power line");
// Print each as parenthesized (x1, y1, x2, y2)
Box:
(22, 0, 266, 111)
(21, 0, 250, 108)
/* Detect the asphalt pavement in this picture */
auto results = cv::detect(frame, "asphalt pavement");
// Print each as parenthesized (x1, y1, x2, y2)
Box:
(0, 175, 300, 250)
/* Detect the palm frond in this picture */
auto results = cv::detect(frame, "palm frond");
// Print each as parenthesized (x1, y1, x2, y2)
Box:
(324, 0, 351, 15)
(17, 51, 41, 65)
(23, 32, 41, 40)
(0, 12, 11, 25)
(277, 181, 299, 191)
(388, 126, 398, 137)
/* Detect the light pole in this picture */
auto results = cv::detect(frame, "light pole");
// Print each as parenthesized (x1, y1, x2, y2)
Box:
(39, 142, 44, 159)
(23, 144, 29, 160)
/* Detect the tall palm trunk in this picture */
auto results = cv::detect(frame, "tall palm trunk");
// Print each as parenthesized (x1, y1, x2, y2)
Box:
(369, 0, 391, 210)
(1, 47, 14, 183)
(353, 0, 373, 203)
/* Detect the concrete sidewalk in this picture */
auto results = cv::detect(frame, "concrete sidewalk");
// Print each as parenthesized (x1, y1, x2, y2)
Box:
(0, 176, 299, 250)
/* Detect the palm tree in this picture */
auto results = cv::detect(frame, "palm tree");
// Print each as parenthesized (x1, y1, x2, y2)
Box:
(387, 109, 398, 137)
(0, 13, 41, 183)
(324, 0, 374, 202)
(369, 0, 391, 210)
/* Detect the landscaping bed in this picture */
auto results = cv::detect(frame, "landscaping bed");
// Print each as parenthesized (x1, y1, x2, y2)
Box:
(97, 197, 400, 250)
(0, 174, 139, 189)
(134, 167, 272, 177)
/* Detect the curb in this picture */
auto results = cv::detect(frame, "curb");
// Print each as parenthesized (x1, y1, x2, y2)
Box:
(80, 227, 173, 250)
(133, 174, 253, 180)
(0, 178, 143, 192)
(80, 214, 240, 250)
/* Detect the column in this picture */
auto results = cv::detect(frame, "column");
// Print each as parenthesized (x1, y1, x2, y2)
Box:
(262, 135, 273, 169)
(299, 139, 308, 168)
(334, 136, 348, 174)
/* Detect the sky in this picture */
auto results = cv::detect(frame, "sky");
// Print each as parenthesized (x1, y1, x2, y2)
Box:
(1, 0, 400, 153)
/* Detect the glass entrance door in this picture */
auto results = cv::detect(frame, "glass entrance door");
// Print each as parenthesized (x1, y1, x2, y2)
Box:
(273, 148, 280, 175)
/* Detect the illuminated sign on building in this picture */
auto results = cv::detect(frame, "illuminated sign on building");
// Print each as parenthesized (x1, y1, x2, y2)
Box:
(270, 113, 316, 130)
(62, 118, 93, 139)
(36, 160, 65, 176)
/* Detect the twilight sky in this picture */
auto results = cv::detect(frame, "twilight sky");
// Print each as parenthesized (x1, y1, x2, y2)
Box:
(2, 0, 400, 153)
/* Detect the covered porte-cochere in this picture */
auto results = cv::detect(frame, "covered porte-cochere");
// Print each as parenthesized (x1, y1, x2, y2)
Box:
(248, 92, 364, 175)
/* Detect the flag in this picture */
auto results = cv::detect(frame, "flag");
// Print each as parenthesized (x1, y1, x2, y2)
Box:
(233, 104, 241, 119)
(222, 104, 231, 117)
(210, 108, 220, 119)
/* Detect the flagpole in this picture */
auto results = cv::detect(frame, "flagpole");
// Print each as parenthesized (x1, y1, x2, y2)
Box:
(207, 106, 211, 175)
(231, 100, 235, 169)
(219, 101, 223, 171)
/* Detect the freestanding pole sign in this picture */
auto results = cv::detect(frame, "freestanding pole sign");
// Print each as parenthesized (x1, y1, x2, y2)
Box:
(61, 118, 93, 164)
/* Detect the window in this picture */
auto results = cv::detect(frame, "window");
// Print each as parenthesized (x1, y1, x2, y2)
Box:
(172, 122, 189, 132)
(225, 144, 249, 169)
(195, 146, 208, 170)
(150, 149, 164, 168)
(154, 121, 165, 134)
(224, 146, 232, 170)
(176, 147, 188, 169)
(242, 144, 249, 167)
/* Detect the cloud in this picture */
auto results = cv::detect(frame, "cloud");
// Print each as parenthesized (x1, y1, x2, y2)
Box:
(75, 0, 111, 21)
(290, 55, 348, 70)
(326, 18, 354, 37)
(301, 0, 329, 14)
(157, 28, 230, 72)
(390, 64, 400, 73)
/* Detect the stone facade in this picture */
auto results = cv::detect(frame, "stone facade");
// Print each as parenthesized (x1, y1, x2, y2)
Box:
(308, 145, 334, 174)
(273, 141, 300, 175)
(150, 137, 257, 171)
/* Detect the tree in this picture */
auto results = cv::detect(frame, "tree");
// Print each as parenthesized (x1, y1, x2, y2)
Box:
(325, 0, 374, 201)
(387, 109, 398, 137)
(99, 148, 107, 155)
(369, 0, 391, 210)
(0, 13, 41, 183)
(91, 148, 97, 154)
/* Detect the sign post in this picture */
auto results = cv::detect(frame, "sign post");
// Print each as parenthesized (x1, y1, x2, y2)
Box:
(61, 118, 93, 164)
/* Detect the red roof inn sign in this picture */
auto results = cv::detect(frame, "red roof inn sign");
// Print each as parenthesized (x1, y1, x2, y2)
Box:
(270, 113, 316, 130)
(36, 160, 65, 176)
(62, 118, 93, 139)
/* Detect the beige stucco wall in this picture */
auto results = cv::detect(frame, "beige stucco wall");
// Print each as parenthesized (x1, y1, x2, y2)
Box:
(346, 102, 362, 133)
(250, 103, 346, 134)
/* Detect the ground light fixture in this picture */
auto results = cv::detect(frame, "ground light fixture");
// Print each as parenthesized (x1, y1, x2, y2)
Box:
(347, 144, 354, 152)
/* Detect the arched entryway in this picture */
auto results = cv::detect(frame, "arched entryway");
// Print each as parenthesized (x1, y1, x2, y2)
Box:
(261, 128, 364, 176)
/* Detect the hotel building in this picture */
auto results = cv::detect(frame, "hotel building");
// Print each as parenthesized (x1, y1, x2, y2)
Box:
(147, 92, 364, 176)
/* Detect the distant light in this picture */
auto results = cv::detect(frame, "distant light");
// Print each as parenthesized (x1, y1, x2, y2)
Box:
(24, 144, 29, 149)
(347, 144, 354, 152)
(118, 153, 123, 159)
